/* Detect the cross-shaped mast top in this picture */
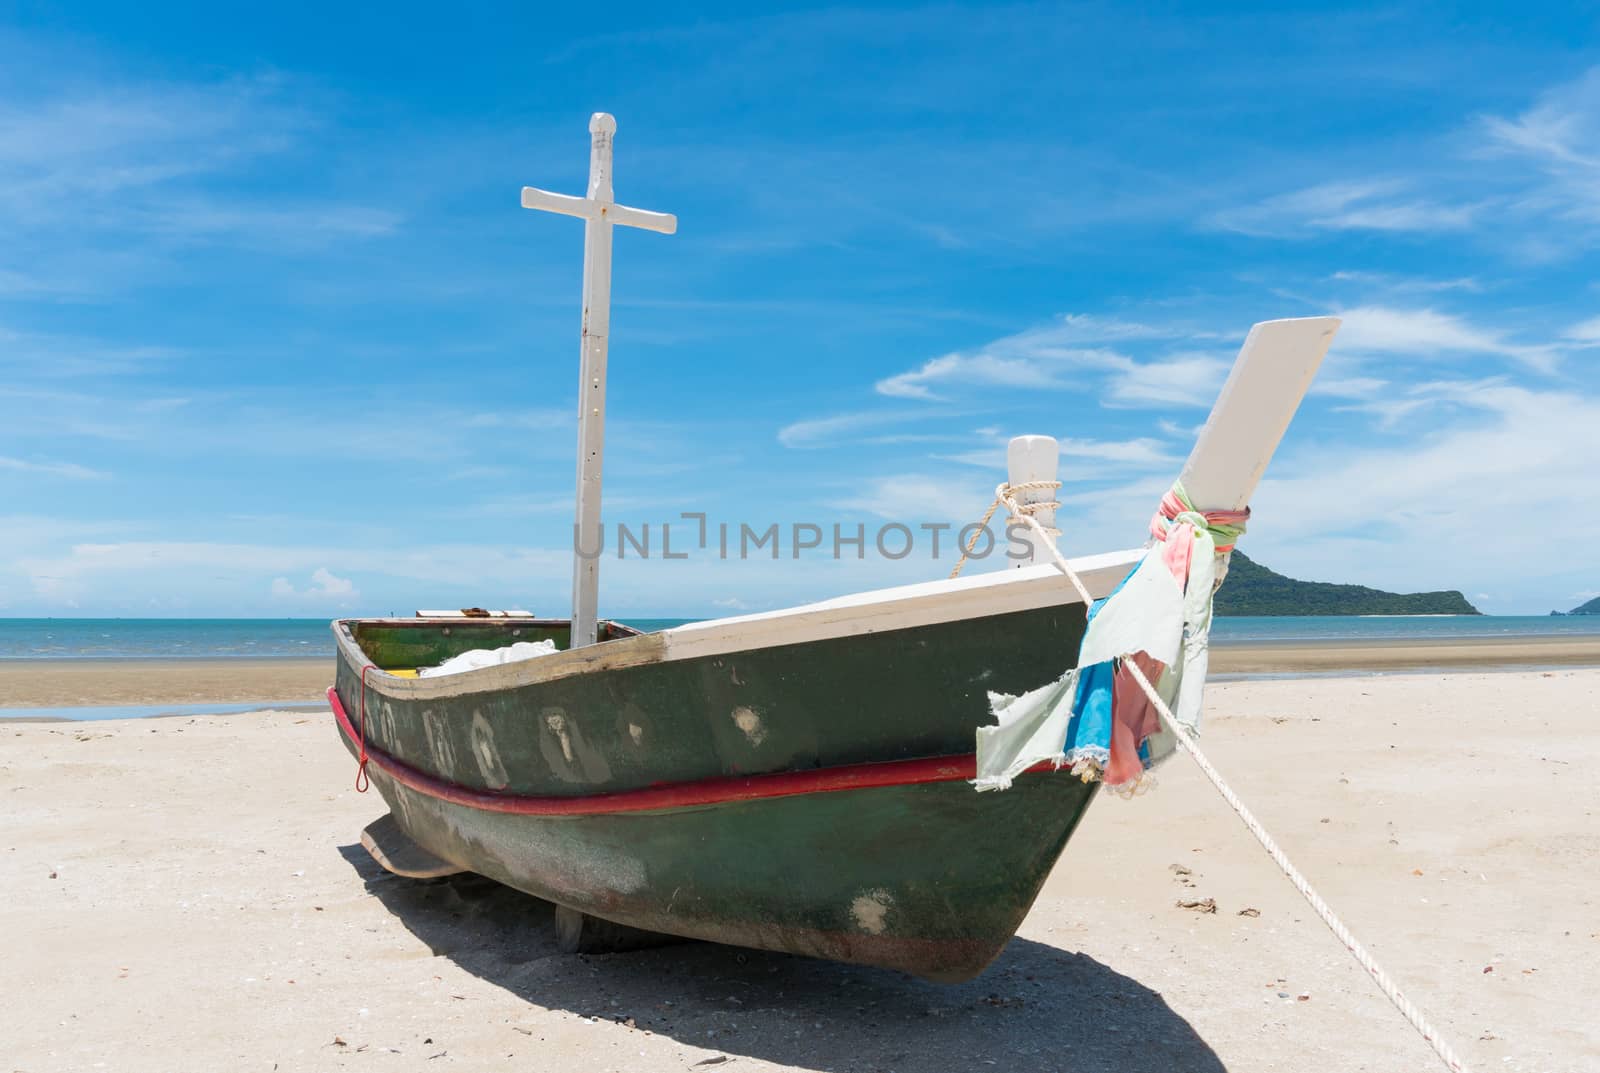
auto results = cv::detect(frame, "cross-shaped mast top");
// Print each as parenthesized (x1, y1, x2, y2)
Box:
(520, 114, 678, 234)
(520, 113, 676, 650)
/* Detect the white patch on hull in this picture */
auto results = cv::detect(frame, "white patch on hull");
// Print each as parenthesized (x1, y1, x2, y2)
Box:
(851, 889, 893, 934)
(732, 706, 767, 746)
(469, 710, 510, 790)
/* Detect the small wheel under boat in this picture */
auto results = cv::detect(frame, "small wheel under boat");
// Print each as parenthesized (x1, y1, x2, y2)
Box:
(552, 904, 686, 954)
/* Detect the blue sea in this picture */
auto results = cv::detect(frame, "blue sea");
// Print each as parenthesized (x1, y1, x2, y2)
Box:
(2, 614, 1595, 721)
(1, 614, 1596, 662)
(0, 617, 698, 661)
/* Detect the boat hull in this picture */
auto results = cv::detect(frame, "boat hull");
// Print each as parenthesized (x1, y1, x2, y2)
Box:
(351, 742, 1096, 981)
(330, 594, 1109, 981)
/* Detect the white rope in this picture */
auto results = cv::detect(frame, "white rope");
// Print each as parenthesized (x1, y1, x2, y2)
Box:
(949, 481, 1067, 581)
(1120, 661, 1469, 1072)
(996, 503, 1472, 1073)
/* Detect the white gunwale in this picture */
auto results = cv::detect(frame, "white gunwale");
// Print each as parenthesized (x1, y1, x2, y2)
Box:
(333, 546, 1143, 701)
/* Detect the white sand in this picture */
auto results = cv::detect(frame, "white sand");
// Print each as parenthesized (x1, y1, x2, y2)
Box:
(4, 669, 1596, 1072)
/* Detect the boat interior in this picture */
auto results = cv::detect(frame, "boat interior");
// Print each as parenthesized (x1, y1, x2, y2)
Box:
(347, 618, 641, 677)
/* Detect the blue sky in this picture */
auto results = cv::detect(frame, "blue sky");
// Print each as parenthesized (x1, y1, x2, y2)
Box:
(2, 3, 1598, 617)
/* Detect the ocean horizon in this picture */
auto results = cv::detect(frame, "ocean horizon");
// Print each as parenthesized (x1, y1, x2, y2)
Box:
(2, 614, 1598, 661)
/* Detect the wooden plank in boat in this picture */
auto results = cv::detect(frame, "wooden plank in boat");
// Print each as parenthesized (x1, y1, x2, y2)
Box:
(414, 609, 534, 618)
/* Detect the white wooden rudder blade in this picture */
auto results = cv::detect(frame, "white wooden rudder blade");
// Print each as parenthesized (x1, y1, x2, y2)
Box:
(1178, 316, 1340, 510)
(521, 114, 677, 649)
(1006, 436, 1060, 567)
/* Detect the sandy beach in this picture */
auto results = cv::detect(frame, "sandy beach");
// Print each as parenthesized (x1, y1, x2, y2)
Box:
(0, 658, 330, 709)
(4, 635, 1599, 710)
(1211, 634, 1600, 675)
(4, 667, 1596, 1072)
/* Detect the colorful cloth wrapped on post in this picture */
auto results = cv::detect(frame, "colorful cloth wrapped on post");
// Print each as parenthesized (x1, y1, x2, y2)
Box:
(974, 483, 1249, 792)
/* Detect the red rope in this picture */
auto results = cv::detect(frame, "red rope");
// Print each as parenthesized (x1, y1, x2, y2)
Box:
(355, 666, 372, 793)
(326, 685, 1060, 815)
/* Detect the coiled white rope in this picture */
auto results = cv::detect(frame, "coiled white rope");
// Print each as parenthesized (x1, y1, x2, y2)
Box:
(989, 486, 1471, 1073)
(949, 480, 1067, 581)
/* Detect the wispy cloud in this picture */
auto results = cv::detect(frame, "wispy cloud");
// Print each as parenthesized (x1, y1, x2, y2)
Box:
(872, 311, 1249, 412)
(1104, 352, 1231, 408)
(778, 410, 931, 448)
(1211, 66, 1600, 255)
(1311, 375, 1388, 398)
(0, 67, 399, 267)
(1481, 68, 1600, 172)
(872, 313, 1204, 401)
(0, 455, 107, 479)
(271, 567, 358, 603)
(1255, 380, 1600, 603)
(827, 473, 991, 525)
(1335, 305, 1560, 371)
(1212, 180, 1479, 237)
(1562, 315, 1600, 342)
(1327, 271, 1483, 294)
(876, 348, 1110, 400)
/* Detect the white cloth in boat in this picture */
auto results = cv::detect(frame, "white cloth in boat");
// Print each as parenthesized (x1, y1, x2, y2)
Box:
(417, 639, 559, 677)
(974, 547, 1195, 790)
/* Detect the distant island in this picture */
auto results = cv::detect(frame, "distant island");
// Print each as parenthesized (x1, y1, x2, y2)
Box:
(1552, 595, 1600, 616)
(1215, 552, 1481, 616)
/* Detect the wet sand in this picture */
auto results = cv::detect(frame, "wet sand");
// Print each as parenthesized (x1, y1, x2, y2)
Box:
(1211, 633, 1600, 674)
(0, 658, 329, 708)
(3, 669, 1596, 1072)
(3, 634, 1598, 711)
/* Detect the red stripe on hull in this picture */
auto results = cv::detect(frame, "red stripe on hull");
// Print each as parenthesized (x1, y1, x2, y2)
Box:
(328, 686, 1055, 815)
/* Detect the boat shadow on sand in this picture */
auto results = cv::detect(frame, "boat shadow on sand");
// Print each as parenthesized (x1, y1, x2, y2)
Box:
(339, 844, 1223, 1073)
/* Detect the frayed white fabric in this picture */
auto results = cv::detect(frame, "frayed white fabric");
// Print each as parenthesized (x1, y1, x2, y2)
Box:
(1075, 551, 1185, 667)
(973, 547, 1187, 790)
(418, 639, 559, 678)
(973, 673, 1081, 792)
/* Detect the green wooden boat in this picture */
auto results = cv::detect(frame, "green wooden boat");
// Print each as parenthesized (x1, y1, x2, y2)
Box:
(323, 116, 1340, 982)
(327, 319, 1340, 980)
(330, 551, 1142, 982)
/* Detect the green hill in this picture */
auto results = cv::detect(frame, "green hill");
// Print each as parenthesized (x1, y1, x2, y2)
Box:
(1214, 552, 1480, 617)
(1567, 595, 1600, 615)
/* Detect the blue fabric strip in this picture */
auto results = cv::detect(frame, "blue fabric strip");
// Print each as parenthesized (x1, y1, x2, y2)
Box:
(1061, 563, 1141, 761)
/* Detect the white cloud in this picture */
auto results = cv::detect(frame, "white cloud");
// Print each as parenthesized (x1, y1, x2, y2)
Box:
(19, 541, 570, 605)
(1474, 67, 1600, 239)
(1214, 67, 1600, 252)
(1213, 180, 1478, 237)
(778, 410, 929, 448)
(1247, 380, 1600, 606)
(270, 568, 358, 601)
(1104, 353, 1231, 408)
(0, 70, 399, 251)
(877, 350, 1071, 400)
(828, 474, 991, 526)
(1311, 375, 1388, 398)
(870, 313, 1218, 402)
(1481, 68, 1600, 171)
(1327, 271, 1483, 294)
(0, 455, 106, 479)
(1563, 315, 1600, 342)
(1334, 305, 1560, 371)
(1331, 397, 1433, 429)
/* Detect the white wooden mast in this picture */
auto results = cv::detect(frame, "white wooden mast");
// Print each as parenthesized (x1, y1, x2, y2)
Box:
(521, 113, 677, 648)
